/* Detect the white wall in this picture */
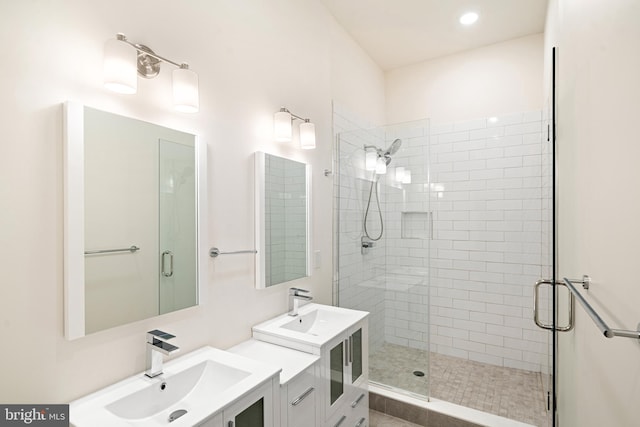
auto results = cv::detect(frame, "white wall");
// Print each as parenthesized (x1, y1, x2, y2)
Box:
(385, 34, 544, 124)
(546, 1, 640, 426)
(0, 0, 384, 403)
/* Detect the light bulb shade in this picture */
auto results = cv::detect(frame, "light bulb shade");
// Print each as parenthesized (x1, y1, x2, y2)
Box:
(365, 149, 377, 171)
(375, 157, 387, 175)
(172, 67, 199, 113)
(274, 110, 292, 142)
(395, 166, 405, 182)
(104, 37, 137, 94)
(300, 121, 316, 149)
(402, 170, 412, 184)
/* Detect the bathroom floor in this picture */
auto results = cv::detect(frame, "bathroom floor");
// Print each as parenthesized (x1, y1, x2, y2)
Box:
(370, 342, 548, 426)
(370, 410, 422, 427)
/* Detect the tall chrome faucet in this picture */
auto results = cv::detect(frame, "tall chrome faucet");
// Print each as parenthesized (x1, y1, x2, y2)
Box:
(288, 287, 313, 316)
(145, 329, 179, 378)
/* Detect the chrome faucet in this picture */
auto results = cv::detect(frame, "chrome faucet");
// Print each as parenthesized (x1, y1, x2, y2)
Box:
(145, 329, 179, 378)
(288, 288, 313, 316)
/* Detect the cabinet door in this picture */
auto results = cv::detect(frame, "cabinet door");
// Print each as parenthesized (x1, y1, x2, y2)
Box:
(329, 340, 345, 407)
(224, 381, 274, 427)
(350, 328, 363, 384)
(196, 412, 222, 427)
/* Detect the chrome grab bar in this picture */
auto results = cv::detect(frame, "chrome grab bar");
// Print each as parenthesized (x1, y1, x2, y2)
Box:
(533, 279, 574, 332)
(84, 245, 140, 255)
(209, 247, 257, 258)
(563, 277, 640, 340)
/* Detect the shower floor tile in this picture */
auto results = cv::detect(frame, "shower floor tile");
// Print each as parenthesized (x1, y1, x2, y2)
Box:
(370, 343, 548, 426)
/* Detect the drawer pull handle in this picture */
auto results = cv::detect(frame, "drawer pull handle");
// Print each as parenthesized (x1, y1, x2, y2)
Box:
(355, 417, 366, 427)
(334, 415, 347, 427)
(351, 392, 366, 408)
(291, 386, 315, 406)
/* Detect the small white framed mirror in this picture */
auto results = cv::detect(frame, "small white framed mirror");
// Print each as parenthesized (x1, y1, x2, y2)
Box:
(255, 152, 311, 288)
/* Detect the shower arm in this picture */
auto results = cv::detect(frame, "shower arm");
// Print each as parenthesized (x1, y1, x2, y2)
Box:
(364, 144, 384, 156)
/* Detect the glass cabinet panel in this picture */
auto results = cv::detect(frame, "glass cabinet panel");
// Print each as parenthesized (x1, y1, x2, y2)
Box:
(330, 341, 344, 405)
(234, 398, 264, 427)
(351, 328, 363, 383)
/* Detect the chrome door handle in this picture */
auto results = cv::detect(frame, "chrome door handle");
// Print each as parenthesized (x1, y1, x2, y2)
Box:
(344, 339, 349, 366)
(533, 279, 573, 332)
(161, 250, 174, 277)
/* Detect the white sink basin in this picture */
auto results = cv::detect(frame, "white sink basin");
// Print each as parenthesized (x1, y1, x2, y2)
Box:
(252, 303, 368, 354)
(106, 359, 250, 420)
(70, 346, 280, 426)
(280, 307, 354, 335)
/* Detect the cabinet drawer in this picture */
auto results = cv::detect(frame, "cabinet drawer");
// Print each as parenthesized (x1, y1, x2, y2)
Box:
(287, 365, 318, 427)
(350, 392, 368, 427)
(348, 389, 367, 410)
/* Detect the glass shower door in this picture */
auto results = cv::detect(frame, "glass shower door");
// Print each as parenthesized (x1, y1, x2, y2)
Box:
(158, 138, 197, 314)
(335, 119, 431, 398)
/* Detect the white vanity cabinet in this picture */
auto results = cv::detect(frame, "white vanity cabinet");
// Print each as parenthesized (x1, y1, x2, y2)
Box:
(322, 320, 368, 427)
(228, 339, 321, 427)
(197, 380, 278, 427)
(251, 304, 369, 427)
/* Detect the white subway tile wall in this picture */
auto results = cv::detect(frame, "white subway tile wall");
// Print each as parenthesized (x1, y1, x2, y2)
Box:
(333, 103, 550, 375)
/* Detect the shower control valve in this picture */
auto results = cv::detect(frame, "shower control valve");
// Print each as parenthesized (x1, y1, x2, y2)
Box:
(361, 236, 375, 250)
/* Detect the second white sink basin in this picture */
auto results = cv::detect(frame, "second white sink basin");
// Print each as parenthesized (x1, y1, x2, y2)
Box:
(252, 303, 368, 354)
(280, 306, 354, 335)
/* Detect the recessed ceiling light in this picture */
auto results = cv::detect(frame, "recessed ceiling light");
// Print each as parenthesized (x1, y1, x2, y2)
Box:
(459, 12, 479, 26)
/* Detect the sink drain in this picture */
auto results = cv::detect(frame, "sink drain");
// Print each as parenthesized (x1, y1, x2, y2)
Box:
(168, 409, 187, 423)
(413, 370, 425, 377)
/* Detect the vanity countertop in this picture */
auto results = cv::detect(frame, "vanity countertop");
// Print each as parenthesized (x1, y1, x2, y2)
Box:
(69, 346, 280, 427)
(227, 338, 319, 385)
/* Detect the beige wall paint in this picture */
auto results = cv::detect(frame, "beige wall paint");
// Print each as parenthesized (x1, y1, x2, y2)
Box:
(0, 0, 384, 403)
(385, 34, 544, 124)
(546, 0, 640, 425)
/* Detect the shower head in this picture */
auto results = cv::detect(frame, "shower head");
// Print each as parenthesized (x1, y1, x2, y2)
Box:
(383, 139, 402, 156)
(382, 138, 402, 165)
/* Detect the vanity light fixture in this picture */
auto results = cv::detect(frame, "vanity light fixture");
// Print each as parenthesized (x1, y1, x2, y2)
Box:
(104, 33, 199, 113)
(274, 107, 316, 149)
(402, 169, 412, 184)
(364, 146, 378, 171)
(375, 157, 387, 175)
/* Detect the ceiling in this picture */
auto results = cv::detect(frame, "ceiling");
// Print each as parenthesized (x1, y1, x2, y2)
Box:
(320, 0, 549, 70)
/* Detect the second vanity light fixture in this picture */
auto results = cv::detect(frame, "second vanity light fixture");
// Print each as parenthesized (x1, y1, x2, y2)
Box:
(104, 33, 199, 113)
(274, 107, 316, 149)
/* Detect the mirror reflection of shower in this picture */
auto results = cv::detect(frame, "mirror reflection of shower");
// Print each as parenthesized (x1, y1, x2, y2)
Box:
(361, 139, 402, 253)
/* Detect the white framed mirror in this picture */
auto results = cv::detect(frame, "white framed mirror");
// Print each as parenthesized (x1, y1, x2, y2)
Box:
(255, 152, 311, 289)
(63, 102, 207, 340)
